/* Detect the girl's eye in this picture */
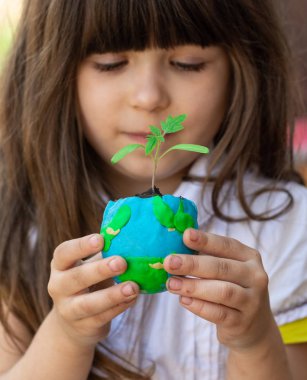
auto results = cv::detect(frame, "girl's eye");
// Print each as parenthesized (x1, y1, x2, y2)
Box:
(170, 61, 206, 72)
(93, 61, 128, 72)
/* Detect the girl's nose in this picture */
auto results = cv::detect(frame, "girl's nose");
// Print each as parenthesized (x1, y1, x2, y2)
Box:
(128, 68, 170, 112)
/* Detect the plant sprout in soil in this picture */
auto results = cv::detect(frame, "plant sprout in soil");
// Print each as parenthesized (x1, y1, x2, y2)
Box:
(111, 114, 210, 191)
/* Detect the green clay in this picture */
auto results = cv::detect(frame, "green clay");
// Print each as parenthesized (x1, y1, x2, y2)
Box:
(109, 205, 131, 230)
(174, 198, 195, 233)
(101, 205, 131, 252)
(152, 196, 195, 234)
(102, 234, 112, 251)
(152, 196, 175, 228)
(118, 257, 168, 293)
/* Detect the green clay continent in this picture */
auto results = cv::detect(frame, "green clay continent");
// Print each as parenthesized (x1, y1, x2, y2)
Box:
(174, 198, 195, 233)
(100, 205, 131, 251)
(152, 195, 175, 228)
(117, 257, 168, 293)
(153, 196, 195, 233)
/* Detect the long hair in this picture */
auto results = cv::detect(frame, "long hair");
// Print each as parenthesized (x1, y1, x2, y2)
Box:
(0, 0, 301, 378)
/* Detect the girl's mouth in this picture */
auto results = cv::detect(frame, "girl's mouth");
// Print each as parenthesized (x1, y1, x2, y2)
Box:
(124, 132, 149, 144)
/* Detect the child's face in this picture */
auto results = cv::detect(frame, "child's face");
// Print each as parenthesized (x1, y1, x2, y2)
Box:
(77, 45, 230, 193)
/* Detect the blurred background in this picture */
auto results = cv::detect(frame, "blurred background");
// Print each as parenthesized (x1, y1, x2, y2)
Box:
(0, 0, 22, 67)
(0, 0, 307, 183)
(280, 0, 307, 183)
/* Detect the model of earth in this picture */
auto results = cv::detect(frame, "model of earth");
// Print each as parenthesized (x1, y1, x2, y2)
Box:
(100, 190, 198, 293)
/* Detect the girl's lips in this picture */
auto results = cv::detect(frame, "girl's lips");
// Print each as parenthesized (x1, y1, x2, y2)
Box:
(123, 131, 170, 144)
(124, 132, 148, 144)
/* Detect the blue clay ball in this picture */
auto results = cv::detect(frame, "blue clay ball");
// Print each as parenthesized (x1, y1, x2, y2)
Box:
(100, 195, 198, 294)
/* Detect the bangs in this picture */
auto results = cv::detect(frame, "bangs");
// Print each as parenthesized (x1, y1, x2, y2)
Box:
(81, 0, 225, 55)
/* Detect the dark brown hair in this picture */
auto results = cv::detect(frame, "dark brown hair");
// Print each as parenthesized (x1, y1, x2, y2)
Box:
(0, 0, 302, 379)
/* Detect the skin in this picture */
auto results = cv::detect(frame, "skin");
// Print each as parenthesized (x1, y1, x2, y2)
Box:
(0, 234, 138, 379)
(77, 45, 230, 197)
(1, 45, 307, 379)
(165, 229, 307, 379)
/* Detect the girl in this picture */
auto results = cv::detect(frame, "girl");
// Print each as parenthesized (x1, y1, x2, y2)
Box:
(0, 1, 306, 379)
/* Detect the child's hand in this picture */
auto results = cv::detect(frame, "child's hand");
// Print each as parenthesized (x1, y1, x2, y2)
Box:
(48, 234, 139, 348)
(164, 228, 273, 351)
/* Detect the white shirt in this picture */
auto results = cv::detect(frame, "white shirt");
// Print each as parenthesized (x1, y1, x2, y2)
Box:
(98, 157, 307, 379)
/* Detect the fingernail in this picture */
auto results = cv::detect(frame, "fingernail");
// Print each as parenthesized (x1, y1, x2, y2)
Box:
(181, 296, 193, 305)
(169, 255, 182, 270)
(189, 229, 199, 242)
(168, 277, 182, 291)
(122, 283, 137, 297)
(108, 257, 125, 272)
(89, 234, 101, 248)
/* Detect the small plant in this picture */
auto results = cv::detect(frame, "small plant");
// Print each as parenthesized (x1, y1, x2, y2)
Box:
(111, 114, 209, 190)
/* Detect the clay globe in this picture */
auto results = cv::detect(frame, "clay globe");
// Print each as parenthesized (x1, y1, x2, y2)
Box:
(100, 194, 198, 293)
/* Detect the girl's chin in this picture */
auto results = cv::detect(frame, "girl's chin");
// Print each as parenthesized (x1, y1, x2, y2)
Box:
(107, 165, 152, 190)
(111, 158, 153, 176)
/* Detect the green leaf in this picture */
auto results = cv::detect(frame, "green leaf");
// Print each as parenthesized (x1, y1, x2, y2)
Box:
(161, 114, 186, 134)
(145, 135, 158, 155)
(160, 143, 209, 159)
(149, 125, 162, 137)
(149, 126, 164, 142)
(160, 121, 167, 130)
(111, 144, 144, 164)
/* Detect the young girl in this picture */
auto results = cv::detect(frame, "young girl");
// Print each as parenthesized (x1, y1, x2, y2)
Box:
(0, 1, 306, 379)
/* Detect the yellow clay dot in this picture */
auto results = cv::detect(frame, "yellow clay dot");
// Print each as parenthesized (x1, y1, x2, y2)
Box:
(149, 262, 164, 270)
(106, 227, 120, 236)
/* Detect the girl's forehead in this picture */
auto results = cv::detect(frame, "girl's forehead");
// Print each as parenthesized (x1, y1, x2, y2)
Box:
(81, 0, 227, 56)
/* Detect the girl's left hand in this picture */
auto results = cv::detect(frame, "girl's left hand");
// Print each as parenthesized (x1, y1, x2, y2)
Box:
(163, 228, 274, 351)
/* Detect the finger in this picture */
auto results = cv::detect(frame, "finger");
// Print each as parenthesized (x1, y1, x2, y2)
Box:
(183, 229, 259, 262)
(179, 297, 241, 327)
(163, 254, 253, 287)
(62, 282, 139, 320)
(83, 252, 117, 292)
(167, 277, 248, 310)
(81, 249, 113, 264)
(82, 252, 103, 264)
(53, 256, 127, 296)
(52, 234, 103, 271)
(83, 298, 137, 329)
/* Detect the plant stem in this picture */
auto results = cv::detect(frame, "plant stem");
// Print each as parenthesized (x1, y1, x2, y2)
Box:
(151, 131, 166, 190)
(152, 142, 160, 190)
(152, 161, 157, 190)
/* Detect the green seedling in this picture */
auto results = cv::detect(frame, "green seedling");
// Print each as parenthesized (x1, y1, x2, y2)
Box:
(111, 114, 209, 190)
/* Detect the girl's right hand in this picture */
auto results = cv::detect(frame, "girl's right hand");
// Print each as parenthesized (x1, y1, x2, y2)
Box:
(47, 234, 139, 349)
